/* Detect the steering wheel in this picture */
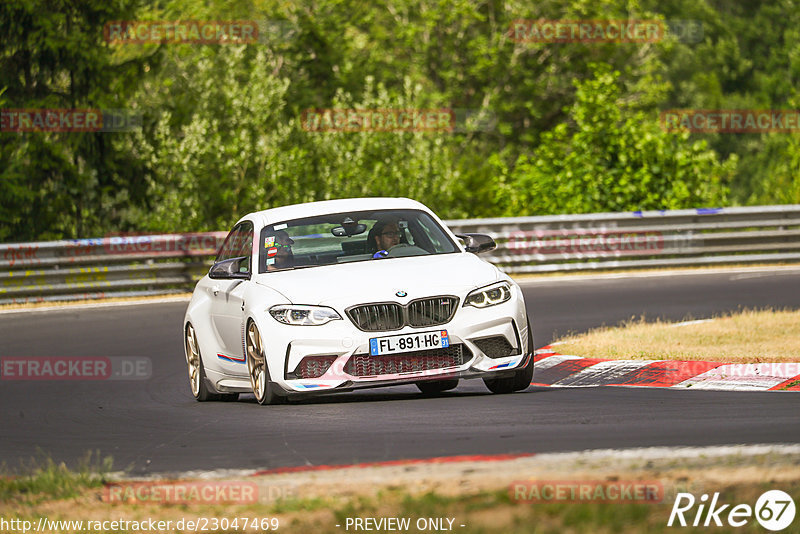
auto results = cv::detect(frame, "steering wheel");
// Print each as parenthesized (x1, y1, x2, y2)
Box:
(386, 243, 427, 258)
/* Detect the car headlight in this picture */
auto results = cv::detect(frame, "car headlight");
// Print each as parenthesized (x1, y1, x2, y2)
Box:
(269, 305, 342, 326)
(464, 282, 512, 308)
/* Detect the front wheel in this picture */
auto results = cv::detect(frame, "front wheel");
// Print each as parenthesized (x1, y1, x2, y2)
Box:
(246, 321, 285, 405)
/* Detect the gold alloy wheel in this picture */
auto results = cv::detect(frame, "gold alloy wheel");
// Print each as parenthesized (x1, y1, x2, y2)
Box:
(246, 321, 267, 402)
(185, 324, 201, 397)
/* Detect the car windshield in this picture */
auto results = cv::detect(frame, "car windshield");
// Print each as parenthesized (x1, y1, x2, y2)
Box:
(258, 209, 458, 273)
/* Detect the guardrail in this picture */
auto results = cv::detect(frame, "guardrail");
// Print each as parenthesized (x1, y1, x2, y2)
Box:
(0, 233, 227, 305)
(1, 205, 799, 304)
(447, 205, 800, 273)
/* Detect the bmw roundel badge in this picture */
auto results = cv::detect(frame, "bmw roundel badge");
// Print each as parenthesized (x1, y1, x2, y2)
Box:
(396, 290, 408, 297)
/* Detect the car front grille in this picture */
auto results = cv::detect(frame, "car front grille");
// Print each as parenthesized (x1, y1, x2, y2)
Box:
(407, 297, 458, 327)
(347, 304, 404, 331)
(344, 344, 471, 377)
(473, 336, 518, 359)
(347, 296, 458, 332)
(291, 355, 338, 379)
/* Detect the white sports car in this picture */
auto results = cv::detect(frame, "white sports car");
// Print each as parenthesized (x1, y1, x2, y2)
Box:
(183, 197, 533, 404)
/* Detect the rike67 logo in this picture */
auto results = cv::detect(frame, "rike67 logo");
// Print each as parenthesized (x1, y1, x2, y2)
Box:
(668, 490, 796, 531)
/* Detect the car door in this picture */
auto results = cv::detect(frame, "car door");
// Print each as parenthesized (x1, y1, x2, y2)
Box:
(208, 222, 253, 365)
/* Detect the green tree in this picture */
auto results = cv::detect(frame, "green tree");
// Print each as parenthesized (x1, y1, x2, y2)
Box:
(746, 94, 800, 204)
(0, 0, 151, 241)
(646, 0, 800, 204)
(496, 65, 735, 216)
(128, 37, 468, 230)
(5, 0, 800, 242)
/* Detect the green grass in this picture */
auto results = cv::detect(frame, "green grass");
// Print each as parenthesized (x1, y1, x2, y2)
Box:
(270, 495, 330, 513)
(0, 451, 112, 504)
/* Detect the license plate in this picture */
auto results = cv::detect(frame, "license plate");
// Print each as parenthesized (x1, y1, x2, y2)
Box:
(369, 330, 450, 356)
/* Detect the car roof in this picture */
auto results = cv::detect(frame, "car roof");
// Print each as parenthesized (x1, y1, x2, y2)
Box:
(244, 197, 433, 227)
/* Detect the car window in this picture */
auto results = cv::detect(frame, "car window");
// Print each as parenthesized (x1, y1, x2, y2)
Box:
(258, 209, 457, 273)
(415, 215, 450, 251)
(216, 222, 253, 273)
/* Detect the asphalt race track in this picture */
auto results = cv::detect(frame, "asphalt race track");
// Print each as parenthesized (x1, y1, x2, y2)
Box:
(1, 268, 799, 475)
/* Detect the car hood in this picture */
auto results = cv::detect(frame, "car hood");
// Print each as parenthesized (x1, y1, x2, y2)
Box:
(254, 253, 501, 306)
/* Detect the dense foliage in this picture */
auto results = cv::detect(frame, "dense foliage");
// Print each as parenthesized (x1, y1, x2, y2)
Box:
(1, 0, 798, 241)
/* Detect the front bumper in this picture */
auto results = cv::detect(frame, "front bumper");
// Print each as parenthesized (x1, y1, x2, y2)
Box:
(264, 298, 530, 394)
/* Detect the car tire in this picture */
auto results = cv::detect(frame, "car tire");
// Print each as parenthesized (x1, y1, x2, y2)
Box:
(246, 320, 286, 405)
(416, 379, 459, 395)
(185, 323, 238, 402)
(483, 319, 535, 394)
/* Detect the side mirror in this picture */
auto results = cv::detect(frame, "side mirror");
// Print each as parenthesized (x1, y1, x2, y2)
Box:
(455, 233, 496, 254)
(209, 256, 251, 280)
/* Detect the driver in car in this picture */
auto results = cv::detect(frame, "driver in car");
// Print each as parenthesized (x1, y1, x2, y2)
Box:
(265, 230, 295, 271)
(371, 220, 402, 258)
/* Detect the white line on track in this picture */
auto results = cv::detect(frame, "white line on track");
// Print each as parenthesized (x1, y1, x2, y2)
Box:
(111, 443, 800, 481)
(515, 265, 800, 285)
(0, 295, 192, 315)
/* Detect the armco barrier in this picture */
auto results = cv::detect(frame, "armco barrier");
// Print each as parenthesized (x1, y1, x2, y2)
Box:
(447, 205, 800, 273)
(1, 206, 798, 304)
(0, 233, 227, 305)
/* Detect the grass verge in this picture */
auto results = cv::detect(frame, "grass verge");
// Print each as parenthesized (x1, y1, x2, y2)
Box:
(0, 452, 112, 504)
(551, 309, 800, 363)
(2, 449, 799, 533)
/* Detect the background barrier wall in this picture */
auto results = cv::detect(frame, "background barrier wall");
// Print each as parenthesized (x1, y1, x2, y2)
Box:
(2, 206, 798, 304)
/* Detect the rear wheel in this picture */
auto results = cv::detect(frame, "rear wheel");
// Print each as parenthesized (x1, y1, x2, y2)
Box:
(246, 321, 285, 405)
(185, 324, 238, 402)
(483, 320, 534, 394)
(416, 379, 459, 395)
